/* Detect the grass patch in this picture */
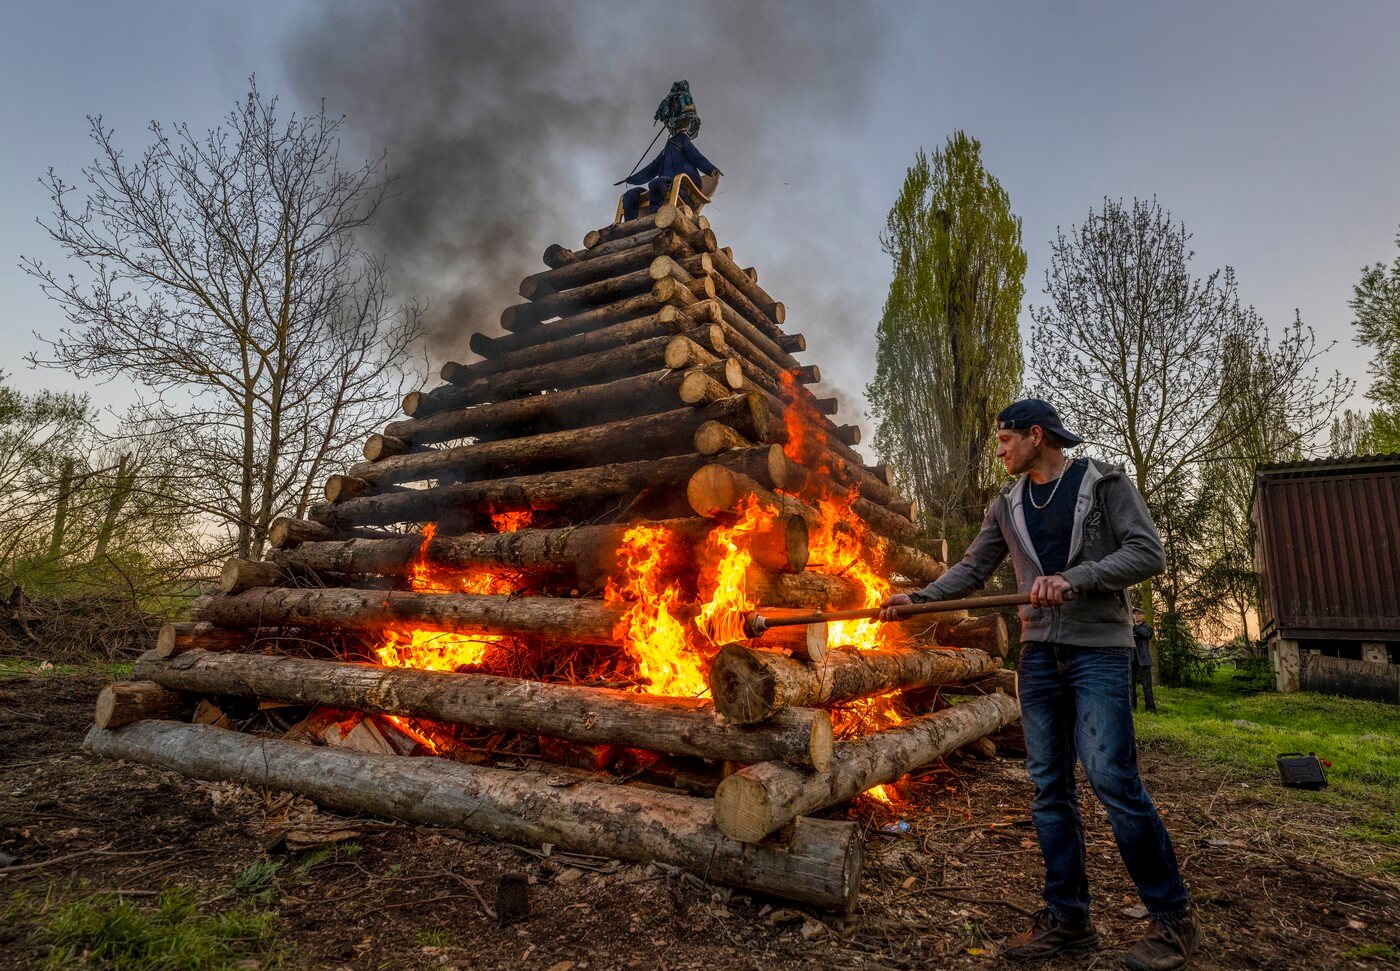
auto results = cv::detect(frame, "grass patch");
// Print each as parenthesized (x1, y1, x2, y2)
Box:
(1341, 942, 1398, 961)
(1136, 667, 1400, 809)
(34, 885, 279, 969)
(0, 659, 132, 681)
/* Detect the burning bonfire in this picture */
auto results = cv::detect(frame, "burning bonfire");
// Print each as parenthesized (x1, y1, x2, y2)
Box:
(85, 201, 1019, 912)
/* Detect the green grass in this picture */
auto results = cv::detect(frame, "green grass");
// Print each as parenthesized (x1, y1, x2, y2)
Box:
(24, 885, 279, 970)
(1136, 667, 1400, 809)
(0, 658, 132, 681)
(1341, 942, 1399, 962)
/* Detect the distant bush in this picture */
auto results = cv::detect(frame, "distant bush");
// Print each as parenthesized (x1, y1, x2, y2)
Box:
(1156, 612, 1218, 687)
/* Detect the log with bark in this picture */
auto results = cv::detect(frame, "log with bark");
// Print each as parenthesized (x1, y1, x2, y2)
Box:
(455, 306, 696, 381)
(405, 325, 728, 418)
(500, 255, 694, 331)
(310, 454, 713, 529)
(708, 643, 1000, 724)
(925, 614, 1009, 659)
(581, 204, 700, 250)
(191, 588, 626, 647)
(93, 681, 191, 729)
(484, 290, 678, 356)
(84, 720, 863, 911)
(267, 517, 334, 549)
(877, 542, 947, 586)
(517, 227, 714, 299)
(713, 692, 1020, 841)
(746, 569, 866, 611)
(386, 367, 742, 449)
(156, 621, 259, 658)
(710, 248, 786, 334)
(687, 299, 802, 377)
(352, 394, 768, 489)
(270, 515, 810, 585)
(134, 650, 834, 769)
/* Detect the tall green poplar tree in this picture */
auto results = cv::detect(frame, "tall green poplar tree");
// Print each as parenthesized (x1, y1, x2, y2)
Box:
(867, 133, 1026, 544)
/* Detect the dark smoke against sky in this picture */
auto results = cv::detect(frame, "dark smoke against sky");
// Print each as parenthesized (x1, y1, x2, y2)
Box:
(286, 0, 886, 419)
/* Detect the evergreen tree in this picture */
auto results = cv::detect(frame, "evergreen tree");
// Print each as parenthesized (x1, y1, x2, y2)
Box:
(1348, 226, 1400, 452)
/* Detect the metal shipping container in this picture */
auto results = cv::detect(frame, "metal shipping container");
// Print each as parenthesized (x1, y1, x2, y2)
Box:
(1253, 454, 1400, 642)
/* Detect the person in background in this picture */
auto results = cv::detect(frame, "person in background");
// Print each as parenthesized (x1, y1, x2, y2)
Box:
(1132, 607, 1158, 713)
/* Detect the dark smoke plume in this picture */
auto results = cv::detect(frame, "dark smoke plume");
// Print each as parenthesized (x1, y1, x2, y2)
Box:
(287, 0, 885, 369)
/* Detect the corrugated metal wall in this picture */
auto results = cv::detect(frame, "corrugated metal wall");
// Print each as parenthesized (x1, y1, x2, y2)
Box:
(1255, 467, 1400, 639)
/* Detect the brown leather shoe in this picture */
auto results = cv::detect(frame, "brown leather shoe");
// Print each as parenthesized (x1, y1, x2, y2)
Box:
(1125, 914, 1203, 970)
(1002, 908, 1100, 961)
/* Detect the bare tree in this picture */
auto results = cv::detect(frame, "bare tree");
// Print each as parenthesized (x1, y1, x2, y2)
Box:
(1030, 198, 1349, 627)
(24, 81, 425, 558)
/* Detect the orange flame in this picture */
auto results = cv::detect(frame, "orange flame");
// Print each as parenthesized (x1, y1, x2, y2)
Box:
(491, 510, 532, 532)
(373, 523, 519, 673)
(696, 495, 776, 645)
(604, 524, 709, 697)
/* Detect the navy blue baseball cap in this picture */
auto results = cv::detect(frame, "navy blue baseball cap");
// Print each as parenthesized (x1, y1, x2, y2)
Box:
(996, 399, 1083, 446)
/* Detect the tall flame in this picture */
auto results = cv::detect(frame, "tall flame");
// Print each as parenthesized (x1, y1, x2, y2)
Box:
(604, 524, 708, 697)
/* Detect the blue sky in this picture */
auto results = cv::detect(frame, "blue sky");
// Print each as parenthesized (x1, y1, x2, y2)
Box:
(4, 1, 1398, 435)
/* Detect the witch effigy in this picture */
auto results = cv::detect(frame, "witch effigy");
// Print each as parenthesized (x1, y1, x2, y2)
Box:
(616, 80, 722, 221)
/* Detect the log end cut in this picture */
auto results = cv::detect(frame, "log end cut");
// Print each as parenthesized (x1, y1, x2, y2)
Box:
(706, 643, 780, 725)
(94, 681, 189, 730)
(714, 770, 783, 843)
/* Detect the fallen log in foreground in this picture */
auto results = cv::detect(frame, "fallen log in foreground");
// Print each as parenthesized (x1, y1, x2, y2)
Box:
(708, 643, 999, 724)
(133, 650, 834, 769)
(714, 692, 1020, 842)
(84, 720, 863, 911)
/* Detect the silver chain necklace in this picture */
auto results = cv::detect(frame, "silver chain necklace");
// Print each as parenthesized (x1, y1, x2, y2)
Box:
(1027, 458, 1072, 511)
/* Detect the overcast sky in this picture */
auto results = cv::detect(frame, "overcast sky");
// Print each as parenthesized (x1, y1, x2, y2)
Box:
(4, 1, 1398, 440)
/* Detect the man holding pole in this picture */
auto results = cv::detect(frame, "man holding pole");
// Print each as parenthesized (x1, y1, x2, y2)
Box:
(880, 399, 1198, 969)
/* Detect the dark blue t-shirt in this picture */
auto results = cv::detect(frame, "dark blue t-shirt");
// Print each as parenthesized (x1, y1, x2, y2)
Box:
(1023, 458, 1087, 576)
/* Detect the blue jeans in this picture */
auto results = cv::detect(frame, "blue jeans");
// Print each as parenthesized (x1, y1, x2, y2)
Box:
(1019, 641, 1189, 927)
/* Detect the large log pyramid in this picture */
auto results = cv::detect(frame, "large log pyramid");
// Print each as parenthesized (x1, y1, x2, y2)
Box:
(85, 202, 1019, 912)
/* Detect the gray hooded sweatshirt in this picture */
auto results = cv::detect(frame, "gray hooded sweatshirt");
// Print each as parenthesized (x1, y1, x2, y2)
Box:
(911, 458, 1166, 648)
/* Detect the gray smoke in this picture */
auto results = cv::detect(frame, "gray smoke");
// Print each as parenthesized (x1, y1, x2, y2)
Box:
(287, 0, 886, 369)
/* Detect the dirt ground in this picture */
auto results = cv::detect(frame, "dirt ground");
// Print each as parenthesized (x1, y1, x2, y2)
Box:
(2, 671, 1397, 970)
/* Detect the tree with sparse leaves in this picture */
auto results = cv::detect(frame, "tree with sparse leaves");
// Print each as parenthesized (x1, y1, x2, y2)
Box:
(1030, 198, 1348, 643)
(24, 81, 425, 559)
(868, 133, 1026, 546)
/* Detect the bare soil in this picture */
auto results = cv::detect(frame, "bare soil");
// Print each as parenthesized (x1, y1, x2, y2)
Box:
(2, 671, 1397, 969)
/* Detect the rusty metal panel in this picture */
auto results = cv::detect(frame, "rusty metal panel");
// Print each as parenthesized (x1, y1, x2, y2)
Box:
(1254, 464, 1400, 639)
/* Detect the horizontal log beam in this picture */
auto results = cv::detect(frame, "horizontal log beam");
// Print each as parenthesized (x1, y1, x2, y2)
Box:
(270, 516, 808, 584)
(191, 588, 626, 647)
(134, 650, 834, 770)
(714, 693, 1020, 841)
(708, 644, 1000, 724)
(456, 306, 693, 381)
(84, 720, 863, 912)
(94, 681, 191, 729)
(405, 325, 725, 418)
(386, 367, 741, 449)
(309, 453, 712, 529)
(352, 394, 768, 489)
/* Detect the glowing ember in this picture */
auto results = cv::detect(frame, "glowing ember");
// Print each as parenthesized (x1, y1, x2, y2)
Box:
(865, 783, 899, 806)
(604, 524, 709, 697)
(491, 509, 532, 532)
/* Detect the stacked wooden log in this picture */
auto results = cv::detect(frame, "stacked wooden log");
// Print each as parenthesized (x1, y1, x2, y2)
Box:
(84, 203, 1017, 912)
